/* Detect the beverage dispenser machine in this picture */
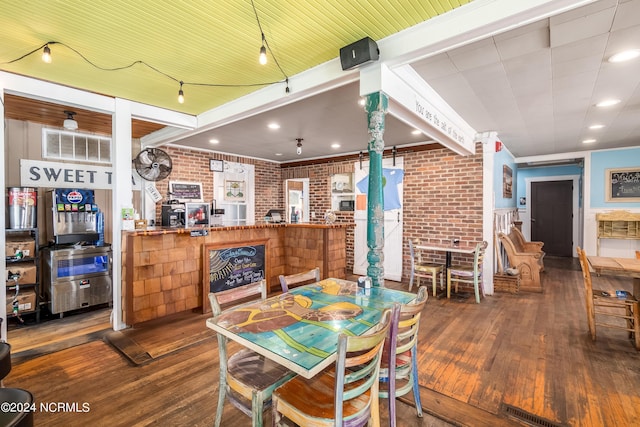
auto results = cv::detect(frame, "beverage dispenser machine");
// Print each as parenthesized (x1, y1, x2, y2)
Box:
(42, 188, 112, 316)
(45, 189, 99, 245)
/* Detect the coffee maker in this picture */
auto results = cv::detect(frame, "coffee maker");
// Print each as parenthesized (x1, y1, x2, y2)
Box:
(161, 202, 186, 227)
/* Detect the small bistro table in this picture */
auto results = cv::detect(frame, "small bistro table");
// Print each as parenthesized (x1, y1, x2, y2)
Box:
(206, 278, 416, 379)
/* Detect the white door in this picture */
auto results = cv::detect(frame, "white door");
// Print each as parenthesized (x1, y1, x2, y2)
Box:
(353, 157, 404, 281)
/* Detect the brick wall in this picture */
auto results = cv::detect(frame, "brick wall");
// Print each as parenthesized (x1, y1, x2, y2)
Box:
(152, 143, 483, 285)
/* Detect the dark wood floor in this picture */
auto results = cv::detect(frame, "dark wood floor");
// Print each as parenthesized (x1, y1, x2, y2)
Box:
(5, 257, 640, 426)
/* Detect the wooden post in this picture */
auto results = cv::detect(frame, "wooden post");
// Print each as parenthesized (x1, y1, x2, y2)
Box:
(364, 92, 388, 287)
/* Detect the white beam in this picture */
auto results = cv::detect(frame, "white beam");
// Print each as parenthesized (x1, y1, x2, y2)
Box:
(0, 87, 6, 339)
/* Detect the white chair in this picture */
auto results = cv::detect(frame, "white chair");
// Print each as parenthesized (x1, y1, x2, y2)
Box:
(408, 239, 444, 295)
(447, 241, 488, 304)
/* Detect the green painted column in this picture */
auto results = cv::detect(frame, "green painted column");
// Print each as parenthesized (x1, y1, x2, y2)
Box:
(364, 91, 388, 287)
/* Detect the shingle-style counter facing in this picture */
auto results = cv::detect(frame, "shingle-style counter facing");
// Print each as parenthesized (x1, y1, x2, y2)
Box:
(122, 223, 352, 325)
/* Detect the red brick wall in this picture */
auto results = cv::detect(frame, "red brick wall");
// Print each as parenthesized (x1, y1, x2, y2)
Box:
(402, 144, 484, 277)
(152, 143, 483, 284)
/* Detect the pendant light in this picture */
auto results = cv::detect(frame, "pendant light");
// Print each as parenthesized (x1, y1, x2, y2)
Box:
(63, 111, 78, 130)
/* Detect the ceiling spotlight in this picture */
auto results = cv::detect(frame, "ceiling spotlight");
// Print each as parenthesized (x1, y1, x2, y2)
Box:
(608, 49, 640, 63)
(331, 143, 341, 149)
(63, 110, 78, 130)
(259, 34, 267, 65)
(589, 124, 605, 130)
(295, 138, 303, 155)
(42, 44, 51, 63)
(267, 123, 280, 130)
(411, 129, 421, 135)
(582, 138, 596, 144)
(178, 81, 185, 104)
(596, 99, 620, 107)
(209, 139, 219, 144)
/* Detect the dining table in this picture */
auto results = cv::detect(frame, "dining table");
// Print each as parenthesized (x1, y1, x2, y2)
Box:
(205, 278, 417, 379)
(416, 241, 478, 271)
(587, 255, 640, 297)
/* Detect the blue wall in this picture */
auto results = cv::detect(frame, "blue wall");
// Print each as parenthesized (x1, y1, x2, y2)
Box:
(591, 147, 640, 208)
(516, 164, 584, 208)
(494, 149, 516, 209)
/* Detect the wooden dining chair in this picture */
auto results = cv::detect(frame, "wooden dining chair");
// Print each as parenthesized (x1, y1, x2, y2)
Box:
(379, 286, 428, 427)
(447, 241, 488, 304)
(208, 279, 295, 427)
(278, 267, 320, 292)
(576, 247, 640, 350)
(271, 309, 392, 427)
(408, 239, 444, 295)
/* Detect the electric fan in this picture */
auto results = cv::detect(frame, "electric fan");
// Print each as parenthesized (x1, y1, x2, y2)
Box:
(133, 148, 173, 181)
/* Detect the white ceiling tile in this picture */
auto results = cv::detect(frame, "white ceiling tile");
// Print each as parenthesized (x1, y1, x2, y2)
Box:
(410, 54, 458, 80)
(552, 54, 603, 78)
(550, 0, 617, 25)
(611, 0, 640, 30)
(447, 39, 501, 71)
(604, 25, 640, 57)
(550, 7, 616, 47)
(551, 34, 608, 63)
(495, 26, 549, 61)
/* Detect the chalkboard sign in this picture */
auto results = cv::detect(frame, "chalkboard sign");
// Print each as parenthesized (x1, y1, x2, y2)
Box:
(203, 240, 267, 311)
(606, 167, 640, 202)
(169, 181, 203, 201)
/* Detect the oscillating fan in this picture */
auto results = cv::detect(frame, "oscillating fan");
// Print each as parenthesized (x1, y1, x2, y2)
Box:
(133, 148, 173, 181)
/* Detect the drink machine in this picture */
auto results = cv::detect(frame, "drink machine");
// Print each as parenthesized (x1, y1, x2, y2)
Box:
(42, 188, 112, 316)
(45, 189, 100, 245)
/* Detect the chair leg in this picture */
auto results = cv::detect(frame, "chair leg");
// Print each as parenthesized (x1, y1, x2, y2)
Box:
(446, 270, 452, 299)
(409, 268, 414, 292)
(473, 276, 480, 304)
(215, 377, 226, 427)
(410, 346, 423, 418)
(252, 391, 263, 427)
(432, 274, 437, 297)
(633, 303, 640, 350)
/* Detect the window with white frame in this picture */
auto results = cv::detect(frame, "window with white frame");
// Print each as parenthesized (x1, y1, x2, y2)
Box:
(42, 128, 112, 164)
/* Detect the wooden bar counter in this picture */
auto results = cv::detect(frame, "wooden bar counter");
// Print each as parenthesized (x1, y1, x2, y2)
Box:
(122, 222, 352, 325)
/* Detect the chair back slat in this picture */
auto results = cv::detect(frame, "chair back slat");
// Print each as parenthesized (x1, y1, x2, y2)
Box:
(279, 267, 320, 292)
(208, 280, 267, 316)
(334, 308, 391, 421)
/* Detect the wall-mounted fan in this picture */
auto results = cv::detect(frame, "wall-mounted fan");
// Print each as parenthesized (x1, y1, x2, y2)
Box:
(133, 148, 173, 181)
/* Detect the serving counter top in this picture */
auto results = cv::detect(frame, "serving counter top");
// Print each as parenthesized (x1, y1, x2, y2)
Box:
(124, 222, 352, 237)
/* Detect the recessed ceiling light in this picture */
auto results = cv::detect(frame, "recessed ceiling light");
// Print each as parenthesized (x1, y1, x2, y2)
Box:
(209, 138, 219, 144)
(589, 124, 605, 130)
(596, 99, 620, 107)
(268, 123, 280, 129)
(274, 153, 283, 156)
(331, 143, 341, 149)
(411, 130, 421, 135)
(582, 138, 597, 144)
(608, 49, 640, 63)
(358, 99, 365, 106)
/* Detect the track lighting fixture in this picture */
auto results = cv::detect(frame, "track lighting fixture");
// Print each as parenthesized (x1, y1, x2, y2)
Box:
(63, 110, 78, 130)
(178, 81, 185, 104)
(42, 44, 51, 63)
(259, 33, 267, 65)
(295, 138, 303, 155)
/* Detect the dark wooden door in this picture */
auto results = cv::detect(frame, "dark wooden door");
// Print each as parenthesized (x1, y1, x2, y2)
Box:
(531, 180, 573, 257)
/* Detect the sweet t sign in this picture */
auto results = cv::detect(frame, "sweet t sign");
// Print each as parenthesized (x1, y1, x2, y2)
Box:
(20, 159, 114, 189)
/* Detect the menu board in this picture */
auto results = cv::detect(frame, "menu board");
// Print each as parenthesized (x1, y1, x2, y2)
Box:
(168, 181, 203, 201)
(607, 168, 640, 202)
(204, 241, 267, 299)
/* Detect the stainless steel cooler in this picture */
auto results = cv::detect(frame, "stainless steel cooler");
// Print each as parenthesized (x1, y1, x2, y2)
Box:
(41, 245, 112, 315)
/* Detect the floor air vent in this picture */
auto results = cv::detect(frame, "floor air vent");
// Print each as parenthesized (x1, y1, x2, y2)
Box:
(501, 404, 564, 427)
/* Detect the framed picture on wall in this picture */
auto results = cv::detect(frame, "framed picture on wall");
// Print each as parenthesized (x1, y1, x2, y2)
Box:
(606, 167, 640, 202)
(209, 159, 224, 172)
(224, 180, 246, 202)
(503, 165, 513, 198)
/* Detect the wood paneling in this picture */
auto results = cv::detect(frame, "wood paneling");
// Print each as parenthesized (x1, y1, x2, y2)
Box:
(4, 93, 165, 138)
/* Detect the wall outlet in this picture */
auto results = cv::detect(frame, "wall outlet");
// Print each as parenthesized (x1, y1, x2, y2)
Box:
(311, 212, 315, 218)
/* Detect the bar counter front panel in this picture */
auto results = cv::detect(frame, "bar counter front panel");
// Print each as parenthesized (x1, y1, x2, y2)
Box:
(122, 223, 352, 325)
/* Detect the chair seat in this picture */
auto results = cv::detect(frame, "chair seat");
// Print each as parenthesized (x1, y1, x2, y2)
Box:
(227, 348, 293, 397)
(0, 342, 12, 381)
(0, 388, 34, 427)
(415, 263, 442, 272)
(449, 267, 475, 277)
(273, 369, 372, 422)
